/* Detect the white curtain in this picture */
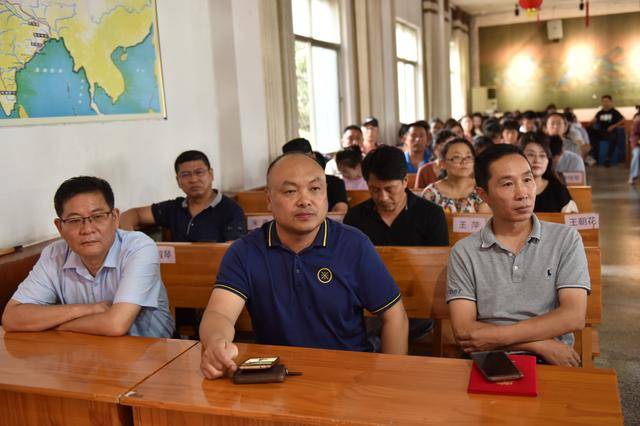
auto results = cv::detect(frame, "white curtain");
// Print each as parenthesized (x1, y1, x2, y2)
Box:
(451, 24, 470, 118)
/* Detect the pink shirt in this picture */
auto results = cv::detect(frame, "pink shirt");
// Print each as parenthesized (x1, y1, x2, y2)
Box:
(343, 177, 368, 190)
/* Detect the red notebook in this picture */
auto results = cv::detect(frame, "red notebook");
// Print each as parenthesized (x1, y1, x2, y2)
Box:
(467, 354, 538, 397)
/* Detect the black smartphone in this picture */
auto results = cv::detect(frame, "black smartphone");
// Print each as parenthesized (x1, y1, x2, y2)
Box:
(471, 351, 524, 382)
(238, 356, 280, 370)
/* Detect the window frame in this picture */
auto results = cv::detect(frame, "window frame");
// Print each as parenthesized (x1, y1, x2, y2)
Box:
(395, 20, 421, 124)
(292, 0, 344, 154)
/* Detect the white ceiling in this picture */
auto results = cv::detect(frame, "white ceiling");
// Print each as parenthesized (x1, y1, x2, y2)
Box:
(452, 0, 640, 16)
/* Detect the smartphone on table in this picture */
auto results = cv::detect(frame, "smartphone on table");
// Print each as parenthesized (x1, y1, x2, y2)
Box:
(238, 356, 280, 370)
(471, 351, 523, 382)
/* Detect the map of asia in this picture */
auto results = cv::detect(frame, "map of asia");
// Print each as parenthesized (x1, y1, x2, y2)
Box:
(0, 0, 166, 126)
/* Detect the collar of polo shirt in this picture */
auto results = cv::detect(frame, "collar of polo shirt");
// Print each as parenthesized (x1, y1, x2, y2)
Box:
(480, 214, 542, 249)
(267, 219, 329, 249)
(180, 189, 222, 209)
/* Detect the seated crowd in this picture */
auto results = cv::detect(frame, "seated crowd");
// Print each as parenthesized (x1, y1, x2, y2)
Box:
(7, 99, 619, 379)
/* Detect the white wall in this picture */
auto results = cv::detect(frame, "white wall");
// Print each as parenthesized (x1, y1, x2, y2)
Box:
(0, 0, 270, 248)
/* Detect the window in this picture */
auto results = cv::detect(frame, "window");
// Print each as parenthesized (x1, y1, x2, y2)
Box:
(450, 40, 465, 119)
(292, 0, 341, 153)
(396, 22, 419, 124)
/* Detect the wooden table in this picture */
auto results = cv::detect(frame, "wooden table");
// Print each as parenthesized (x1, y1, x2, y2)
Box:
(0, 329, 196, 426)
(122, 343, 623, 425)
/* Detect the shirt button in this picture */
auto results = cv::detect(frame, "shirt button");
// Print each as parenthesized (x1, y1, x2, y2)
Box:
(514, 265, 519, 270)
(296, 269, 300, 274)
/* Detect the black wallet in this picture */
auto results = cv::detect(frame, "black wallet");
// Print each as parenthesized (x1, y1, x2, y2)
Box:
(233, 364, 287, 384)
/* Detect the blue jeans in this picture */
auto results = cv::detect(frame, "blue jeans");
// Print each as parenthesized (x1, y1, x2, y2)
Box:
(630, 146, 640, 180)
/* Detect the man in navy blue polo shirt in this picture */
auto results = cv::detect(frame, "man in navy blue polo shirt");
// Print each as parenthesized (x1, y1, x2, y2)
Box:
(120, 150, 246, 242)
(199, 153, 409, 379)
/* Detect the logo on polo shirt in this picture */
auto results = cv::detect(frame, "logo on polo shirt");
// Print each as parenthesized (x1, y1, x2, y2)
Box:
(317, 267, 333, 285)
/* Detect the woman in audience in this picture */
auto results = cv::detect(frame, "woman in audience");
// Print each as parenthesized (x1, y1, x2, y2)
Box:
(520, 132, 578, 213)
(415, 129, 457, 189)
(460, 115, 475, 143)
(629, 111, 640, 185)
(421, 138, 490, 213)
(336, 146, 368, 190)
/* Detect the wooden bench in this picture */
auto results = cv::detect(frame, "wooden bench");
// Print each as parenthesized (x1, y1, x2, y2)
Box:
(446, 212, 599, 247)
(234, 190, 268, 213)
(158, 243, 602, 368)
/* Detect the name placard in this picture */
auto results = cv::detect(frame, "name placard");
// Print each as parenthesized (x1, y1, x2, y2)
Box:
(452, 216, 487, 233)
(563, 172, 585, 186)
(247, 215, 273, 231)
(564, 213, 599, 230)
(157, 245, 176, 264)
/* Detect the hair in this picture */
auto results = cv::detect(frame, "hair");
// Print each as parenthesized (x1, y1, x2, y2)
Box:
(548, 135, 564, 157)
(54, 176, 115, 217)
(266, 151, 318, 178)
(314, 151, 328, 169)
(522, 110, 537, 120)
(472, 112, 484, 119)
(483, 119, 502, 140)
(474, 144, 527, 191)
(282, 137, 312, 154)
(343, 125, 362, 134)
(563, 110, 578, 123)
(601, 94, 612, 100)
(174, 150, 211, 173)
(361, 145, 407, 181)
(433, 129, 456, 151)
(473, 135, 494, 155)
(409, 120, 430, 134)
(440, 137, 475, 161)
(501, 119, 520, 132)
(430, 117, 444, 125)
(398, 123, 410, 140)
(519, 132, 561, 183)
(444, 118, 462, 130)
(335, 145, 363, 169)
(545, 103, 557, 111)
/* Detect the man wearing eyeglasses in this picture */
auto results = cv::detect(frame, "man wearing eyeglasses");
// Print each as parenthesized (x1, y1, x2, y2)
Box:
(120, 150, 246, 242)
(2, 176, 175, 337)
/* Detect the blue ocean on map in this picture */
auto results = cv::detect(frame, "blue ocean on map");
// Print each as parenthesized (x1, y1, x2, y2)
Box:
(0, 25, 160, 119)
(9, 39, 96, 118)
(93, 26, 161, 114)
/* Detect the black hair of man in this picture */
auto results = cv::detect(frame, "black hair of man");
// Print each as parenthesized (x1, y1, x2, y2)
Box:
(430, 117, 444, 125)
(398, 123, 410, 140)
(472, 112, 484, 119)
(414, 120, 431, 132)
(362, 116, 379, 127)
(522, 110, 537, 120)
(563, 110, 577, 123)
(474, 144, 527, 192)
(601, 94, 612, 101)
(174, 150, 211, 174)
(335, 145, 363, 169)
(433, 129, 456, 150)
(483, 119, 502, 140)
(54, 176, 115, 217)
(314, 151, 328, 169)
(282, 137, 313, 154)
(548, 135, 564, 157)
(343, 124, 362, 134)
(502, 119, 520, 132)
(473, 135, 494, 154)
(361, 145, 407, 182)
(443, 118, 461, 130)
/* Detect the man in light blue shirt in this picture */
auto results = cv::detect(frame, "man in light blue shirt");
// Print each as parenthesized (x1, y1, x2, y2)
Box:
(2, 176, 174, 338)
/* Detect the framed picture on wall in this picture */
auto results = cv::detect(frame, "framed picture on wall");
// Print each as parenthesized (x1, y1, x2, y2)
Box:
(0, 0, 167, 126)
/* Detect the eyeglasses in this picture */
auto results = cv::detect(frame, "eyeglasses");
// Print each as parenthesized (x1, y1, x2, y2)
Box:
(445, 156, 474, 165)
(178, 168, 209, 179)
(60, 211, 113, 229)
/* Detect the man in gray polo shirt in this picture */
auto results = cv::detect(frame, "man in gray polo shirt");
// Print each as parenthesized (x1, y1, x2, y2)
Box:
(447, 144, 590, 366)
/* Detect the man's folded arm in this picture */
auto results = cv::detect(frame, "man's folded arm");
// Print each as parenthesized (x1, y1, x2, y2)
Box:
(55, 302, 141, 336)
(2, 299, 108, 332)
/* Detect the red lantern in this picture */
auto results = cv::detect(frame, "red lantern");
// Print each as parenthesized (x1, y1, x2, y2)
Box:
(518, 0, 543, 9)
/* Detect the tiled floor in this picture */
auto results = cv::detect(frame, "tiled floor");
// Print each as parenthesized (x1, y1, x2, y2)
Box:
(590, 165, 640, 425)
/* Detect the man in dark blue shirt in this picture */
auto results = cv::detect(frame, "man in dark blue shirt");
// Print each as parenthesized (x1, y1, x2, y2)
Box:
(120, 150, 246, 241)
(199, 152, 409, 379)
